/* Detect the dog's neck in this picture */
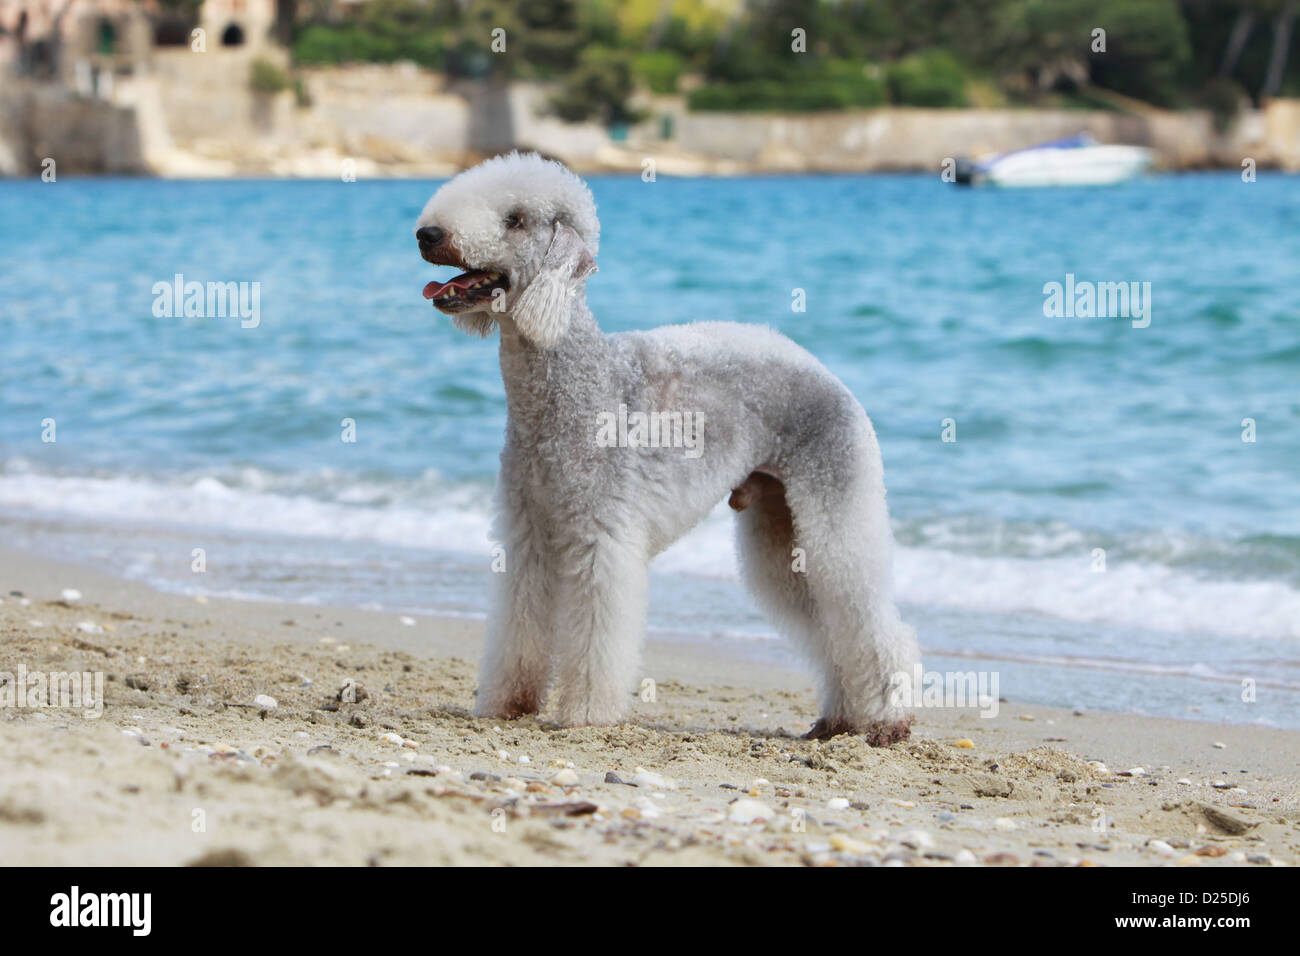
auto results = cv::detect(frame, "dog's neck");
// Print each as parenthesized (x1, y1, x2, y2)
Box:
(497, 299, 607, 427)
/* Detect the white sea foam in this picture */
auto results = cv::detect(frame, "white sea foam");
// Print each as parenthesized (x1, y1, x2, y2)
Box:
(2, 466, 1298, 642)
(0, 466, 494, 552)
(892, 547, 1300, 641)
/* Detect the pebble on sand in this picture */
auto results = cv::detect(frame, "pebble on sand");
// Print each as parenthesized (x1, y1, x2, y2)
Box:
(952, 738, 975, 749)
(1198, 803, 1258, 835)
(551, 768, 580, 786)
(252, 694, 278, 710)
(399, 616, 417, 626)
(61, 588, 82, 602)
(829, 833, 871, 855)
(900, 829, 935, 850)
(826, 797, 850, 810)
(728, 798, 772, 824)
(632, 769, 670, 789)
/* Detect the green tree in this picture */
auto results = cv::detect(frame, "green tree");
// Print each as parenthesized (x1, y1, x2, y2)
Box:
(550, 46, 641, 123)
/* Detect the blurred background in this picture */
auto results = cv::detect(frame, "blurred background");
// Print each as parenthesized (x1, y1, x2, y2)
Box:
(1, 1, 1298, 727)
(2, 0, 1300, 174)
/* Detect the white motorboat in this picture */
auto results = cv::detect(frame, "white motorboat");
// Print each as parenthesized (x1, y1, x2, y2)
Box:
(955, 133, 1154, 187)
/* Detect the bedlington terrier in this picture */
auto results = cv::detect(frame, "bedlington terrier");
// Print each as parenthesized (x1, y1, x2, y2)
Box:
(415, 152, 918, 743)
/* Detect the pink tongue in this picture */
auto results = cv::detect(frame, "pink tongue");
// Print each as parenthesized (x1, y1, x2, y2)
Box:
(422, 280, 445, 300)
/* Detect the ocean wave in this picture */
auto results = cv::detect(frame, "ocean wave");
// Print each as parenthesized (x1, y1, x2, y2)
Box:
(0, 460, 495, 553)
(2, 462, 1298, 642)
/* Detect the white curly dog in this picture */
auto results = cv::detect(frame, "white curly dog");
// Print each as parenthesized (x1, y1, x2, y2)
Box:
(415, 152, 918, 743)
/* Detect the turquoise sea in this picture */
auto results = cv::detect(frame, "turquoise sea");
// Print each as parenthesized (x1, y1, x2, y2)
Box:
(2, 172, 1297, 725)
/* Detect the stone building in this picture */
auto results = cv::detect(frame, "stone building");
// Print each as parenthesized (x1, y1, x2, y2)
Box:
(1, 0, 280, 83)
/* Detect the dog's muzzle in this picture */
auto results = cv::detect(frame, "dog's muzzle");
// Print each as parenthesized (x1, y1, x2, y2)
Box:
(416, 226, 511, 312)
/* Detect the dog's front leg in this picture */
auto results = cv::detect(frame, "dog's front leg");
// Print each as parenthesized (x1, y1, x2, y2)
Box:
(474, 499, 557, 720)
(551, 534, 648, 727)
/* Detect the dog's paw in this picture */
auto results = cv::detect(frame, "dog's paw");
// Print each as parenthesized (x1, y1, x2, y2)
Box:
(860, 716, 914, 747)
(803, 716, 855, 740)
(804, 715, 914, 746)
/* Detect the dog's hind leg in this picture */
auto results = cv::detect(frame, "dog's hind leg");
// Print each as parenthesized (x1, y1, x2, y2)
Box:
(550, 530, 648, 727)
(734, 455, 917, 745)
(474, 485, 557, 720)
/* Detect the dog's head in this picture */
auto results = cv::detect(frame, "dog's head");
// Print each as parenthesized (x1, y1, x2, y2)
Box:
(415, 151, 599, 345)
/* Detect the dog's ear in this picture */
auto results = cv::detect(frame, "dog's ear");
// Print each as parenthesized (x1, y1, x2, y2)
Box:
(511, 221, 596, 349)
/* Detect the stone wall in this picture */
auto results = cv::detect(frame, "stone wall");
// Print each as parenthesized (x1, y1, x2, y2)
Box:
(0, 81, 145, 175)
(667, 104, 1300, 172)
(4, 53, 1300, 177)
(114, 57, 613, 175)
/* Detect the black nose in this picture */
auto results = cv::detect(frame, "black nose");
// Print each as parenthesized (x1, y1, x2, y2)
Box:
(416, 226, 444, 246)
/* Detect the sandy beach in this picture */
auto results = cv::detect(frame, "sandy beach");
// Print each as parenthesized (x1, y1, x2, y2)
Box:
(1, 545, 1296, 867)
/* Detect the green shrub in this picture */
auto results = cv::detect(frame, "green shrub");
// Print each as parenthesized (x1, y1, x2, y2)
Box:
(550, 47, 641, 125)
(292, 77, 312, 108)
(249, 58, 290, 94)
(292, 23, 444, 69)
(633, 50, 685, 94)
(885, 49, 968, 107)
(1198, 76, 1246, 132)
(688, 64, 886, 112)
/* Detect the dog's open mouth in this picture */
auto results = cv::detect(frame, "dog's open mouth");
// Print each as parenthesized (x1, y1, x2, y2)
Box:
(422, 271, 510, 312)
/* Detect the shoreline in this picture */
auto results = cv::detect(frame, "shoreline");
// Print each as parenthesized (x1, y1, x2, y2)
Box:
(2, 167, 1294, 182)
(6, 74, 1300, 178)
(2, 544, 1297, 866)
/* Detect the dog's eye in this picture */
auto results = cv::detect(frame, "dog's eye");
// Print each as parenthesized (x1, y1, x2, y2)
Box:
(504, 212, 524, 230)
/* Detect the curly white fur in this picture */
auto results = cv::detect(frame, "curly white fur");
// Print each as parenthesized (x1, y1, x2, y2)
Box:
(415, 152, 919, 742)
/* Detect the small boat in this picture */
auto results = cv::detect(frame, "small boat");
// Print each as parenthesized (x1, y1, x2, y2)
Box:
(954, 133, 1154, 187)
